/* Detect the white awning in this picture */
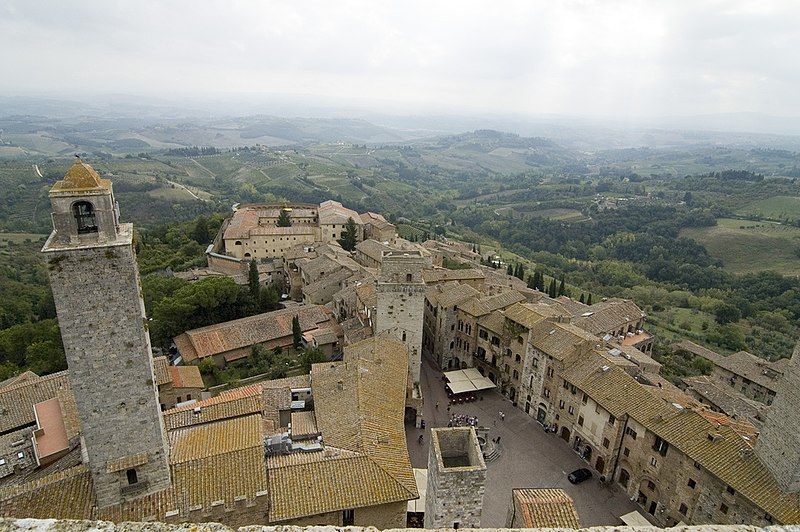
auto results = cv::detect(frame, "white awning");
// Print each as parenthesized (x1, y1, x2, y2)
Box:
(443, 369, 470, 382)
(407, 468, 427, 513)
(620, 511, 653, 526)
(444, 367, 496, 394)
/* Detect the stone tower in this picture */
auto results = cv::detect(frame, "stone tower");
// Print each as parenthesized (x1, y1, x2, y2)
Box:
(424, 427, 487, 529)
(42, 159, 170, 508)
(376, 250, 426, 387)
(755, 342, 800, 493)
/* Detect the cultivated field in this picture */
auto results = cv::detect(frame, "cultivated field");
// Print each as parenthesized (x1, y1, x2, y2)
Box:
(680, 218, 800, 276)
(736, 195, 800, 223)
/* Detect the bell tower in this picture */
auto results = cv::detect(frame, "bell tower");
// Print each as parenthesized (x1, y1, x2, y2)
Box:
(42, 158, 170, 508)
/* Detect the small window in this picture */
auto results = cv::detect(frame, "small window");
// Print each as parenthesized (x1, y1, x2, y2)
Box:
(402, 331, 407, 342)
(582, 393, 588, 404)
(126, 468, 138, 485)
(688, 478, 696, 489)
(16, 452, 23, 459)
(578, 416, 584, 426)
(603, 437, 610, 449)
(650, 457, 657, 467)
(343, 509, 354, 526)
(608, 414, 616, 426)
(568, 406, 574, 414)
(679, 503, 688, 516)
(647, 480, 656, 490)
(623, 447, 630, 457)
(720, 503, 728, 514)
(559, 400, 565, 409)
(406, 273, 413, 282)
(726, 486, 735, 496)
(0, 458, 5, 465)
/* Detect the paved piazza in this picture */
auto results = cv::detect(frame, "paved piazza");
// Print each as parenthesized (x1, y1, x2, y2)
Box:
(406, 354, 641, 528)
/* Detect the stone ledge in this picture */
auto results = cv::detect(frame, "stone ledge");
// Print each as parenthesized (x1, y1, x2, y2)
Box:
(0, 519, 792, 532)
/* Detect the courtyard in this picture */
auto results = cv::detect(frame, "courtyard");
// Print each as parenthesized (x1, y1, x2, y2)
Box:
(406, 354, 641, 528)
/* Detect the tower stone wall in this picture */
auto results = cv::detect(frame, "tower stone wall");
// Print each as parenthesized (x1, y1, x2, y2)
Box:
(755, 343, 800, 493)
(424, 427, 486, 529)
(42, 161, 171, 508)
(376, 251, 426, 388)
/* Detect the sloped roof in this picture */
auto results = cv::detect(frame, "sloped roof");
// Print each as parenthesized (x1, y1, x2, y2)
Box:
(168, 366, 204, 390)
(674, 341, 784, 391)
(425, 281, 480, 309)
(173, 305, 335, 362)
(153, 357, 171, 386)
(478, 310, 506, 335)
(162, 385, 264, 431)
(563, 355, 800, 524)
(355, 239, 391, 263)
(683, 375, 765, 423)
(529, 322, 599, 362)
(571, 299, 646, 335)
(512, 488, 581, 528)
(318, 200, 362, 226)
(51, 160, 111, 192)
(422, 268, 485, 284)
(458, 290, 526, 317)
(504, 302, 566, 329)
(0, 371, 70, 434)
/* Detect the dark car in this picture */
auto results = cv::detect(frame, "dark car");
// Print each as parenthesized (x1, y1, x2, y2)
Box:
(568, 468, 592, 484)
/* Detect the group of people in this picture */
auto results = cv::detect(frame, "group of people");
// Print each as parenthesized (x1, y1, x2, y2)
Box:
(448, 413, 479, 427)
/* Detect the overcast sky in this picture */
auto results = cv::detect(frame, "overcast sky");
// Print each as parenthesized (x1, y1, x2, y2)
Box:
(1, 1, 799, 119)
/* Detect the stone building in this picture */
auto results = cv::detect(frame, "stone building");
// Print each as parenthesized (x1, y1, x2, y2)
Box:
(424, 427, 486, 529)
(152, 357, 205, 410)
(376, 250, 426, 419)
(42, 159, 172, 508)
(423, 282, 481, 370)
(755, 343, 800, 493)
(674, 341, 783, 405)
(359, 211, 397, 242)
(172, 305, 342, 367)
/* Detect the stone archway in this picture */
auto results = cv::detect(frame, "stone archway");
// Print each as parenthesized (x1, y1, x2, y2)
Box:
(595, 455, 606, 475)
(560, 426, 570, 442)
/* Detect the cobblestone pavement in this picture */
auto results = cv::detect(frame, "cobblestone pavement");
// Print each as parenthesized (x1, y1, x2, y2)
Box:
(406, 353, 640, 528)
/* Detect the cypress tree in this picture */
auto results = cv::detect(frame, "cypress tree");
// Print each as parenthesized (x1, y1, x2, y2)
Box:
(277, 208, 292, 227)
(338, 217, 358, 251)
(587, 293, 593, 305)
(548, 278, 557, 298)
(248, 260, 260, 299)
(558, 277, 565, 297)
(507, 263, 514, 275)
(292, 315, 302, 348)
(579, 293, 585, 304)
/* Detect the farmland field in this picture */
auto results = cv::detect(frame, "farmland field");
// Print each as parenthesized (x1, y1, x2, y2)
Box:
(680, 218, 800, 275)
(736, 195, 800, 223)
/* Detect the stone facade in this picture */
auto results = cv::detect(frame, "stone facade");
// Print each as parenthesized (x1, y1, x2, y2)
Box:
(42, 163, 170, 508)
(424, 427, 486, 529)
(756, 344, 800, 493)
(376, 251, 426, 391)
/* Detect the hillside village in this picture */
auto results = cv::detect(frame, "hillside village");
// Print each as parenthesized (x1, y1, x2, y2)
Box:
(0, 160, 798, 529)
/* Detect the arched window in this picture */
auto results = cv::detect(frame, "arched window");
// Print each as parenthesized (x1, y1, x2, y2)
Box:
(73, 201, 97, 234)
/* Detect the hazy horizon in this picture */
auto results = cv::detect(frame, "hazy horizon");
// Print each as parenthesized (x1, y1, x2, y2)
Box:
(2, 1, 800, 123)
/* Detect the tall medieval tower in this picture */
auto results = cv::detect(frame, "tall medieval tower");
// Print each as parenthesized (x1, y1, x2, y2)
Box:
(42, 159, 170, 508)
(376, 250, 426, 392)
(755, 342, 800, 493)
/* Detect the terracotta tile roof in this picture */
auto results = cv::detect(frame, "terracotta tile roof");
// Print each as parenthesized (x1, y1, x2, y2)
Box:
(512, 488, 581, 528)
(555, 295, 590, 315)
(301, 268, 358, 298)
(674, 341, 784, 391)
(422, 268, 485, 284)
(162, 385, 263, 431)
(478, 310, 506, 335)
(318, 200, 362, 226)
(458, 290, 526, 317)
(169, 415, 263, 464)
(683, 375, 765, 424)
(173, 305, 335, 362)
(529, 322, 599, 362)
(355, 280, 377, 308)
(290, 411, 318, 440)
(0, 371, 70, 434)
(355, 239, 391, 263)
(571, 298, 646, 335)
(425, 282, 480, 309)
(564, 356, 800, 524)
(0, 465, 94, 519)
(359, 211, 392, 229)
(153, 356, 171, 386)
(504, 302, 565, 329)
(306, 335, 418, 515)
(168, 366, 204, 390)
(0, 371, 40, 390)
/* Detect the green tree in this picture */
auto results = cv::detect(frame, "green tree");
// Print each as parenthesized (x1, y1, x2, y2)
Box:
(579, 293, 585, 304)
(587, 293, 593, 305)
(507, 263, 514, 275)
(300, 347, 327, 373)
(714, 303, 741, 324)
(248, 260, 260, 299)
(277, 208, 292, 227)
(258, 283, 280, 312)
(197, 358, 216, 376)
(338, 217, 359, 251)
(558, 277, 566, 297)
(548, 278, 557, 298)
(192, 216, 210, 244)
(292, 315, 302, 348)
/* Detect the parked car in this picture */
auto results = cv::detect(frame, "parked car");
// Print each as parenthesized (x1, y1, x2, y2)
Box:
(568, 468, 592, 484)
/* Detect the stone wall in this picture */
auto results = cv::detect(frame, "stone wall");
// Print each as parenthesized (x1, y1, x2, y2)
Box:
(755, 345, 800, 492)
(1, 517, 792, 532)
(44, 227, 170, 508)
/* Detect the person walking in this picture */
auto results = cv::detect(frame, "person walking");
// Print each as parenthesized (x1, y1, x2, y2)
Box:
(418, 434, 424, 445)
(435, 401, 439, 410)
(500, 411, 506, 421)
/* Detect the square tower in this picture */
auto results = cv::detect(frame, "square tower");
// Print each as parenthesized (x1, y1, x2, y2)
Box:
(756, 343, 800, 493)
(424, 427, 487, 529)
(42, 159, 170, 508)
(376, 250, 426, 388)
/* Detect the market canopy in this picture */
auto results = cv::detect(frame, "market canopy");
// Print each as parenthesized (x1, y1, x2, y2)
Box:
(444, 368, 496, 394)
